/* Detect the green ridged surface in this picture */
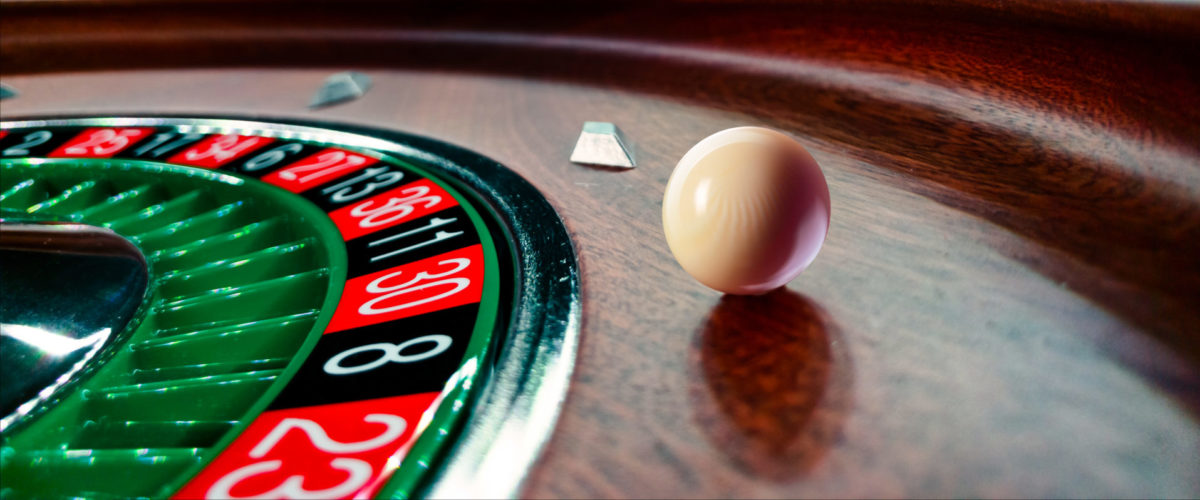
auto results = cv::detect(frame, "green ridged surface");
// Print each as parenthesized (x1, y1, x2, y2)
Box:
(0, 159, 347, 499)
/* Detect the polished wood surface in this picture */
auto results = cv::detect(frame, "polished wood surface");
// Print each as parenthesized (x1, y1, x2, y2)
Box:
(2, 1, 1199, 497)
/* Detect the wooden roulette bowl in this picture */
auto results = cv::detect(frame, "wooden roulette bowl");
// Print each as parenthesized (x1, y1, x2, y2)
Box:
(1, 0, 1198, 497)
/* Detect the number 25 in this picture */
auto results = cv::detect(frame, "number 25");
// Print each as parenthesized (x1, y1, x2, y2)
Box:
(65, 129, 146, 156)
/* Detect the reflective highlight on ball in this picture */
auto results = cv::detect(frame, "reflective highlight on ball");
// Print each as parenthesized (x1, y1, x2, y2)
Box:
(663, 127, 830, 295)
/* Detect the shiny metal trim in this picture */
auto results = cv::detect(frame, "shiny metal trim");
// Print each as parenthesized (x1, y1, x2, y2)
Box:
(1, 115, 581, 499)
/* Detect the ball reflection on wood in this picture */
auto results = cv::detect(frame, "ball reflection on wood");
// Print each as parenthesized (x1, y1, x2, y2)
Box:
(690, 289, 852, 481)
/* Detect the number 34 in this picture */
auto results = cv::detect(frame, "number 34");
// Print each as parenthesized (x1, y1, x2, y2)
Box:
(206, 414, 407, 499)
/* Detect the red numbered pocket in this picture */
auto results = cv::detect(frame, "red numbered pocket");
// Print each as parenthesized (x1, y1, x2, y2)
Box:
(326, 244, 485, 334)
(327, 179, 458, 241)
(173, 392, 437, 500)
(167, 134, 273, 168)
(261, 148, 378, 193)
(48, 128, 153, 158)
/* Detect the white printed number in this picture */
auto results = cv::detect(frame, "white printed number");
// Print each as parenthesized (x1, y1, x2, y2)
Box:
(2, 131, 52, 156)
(320, 166, 405, 203)
(349, 185, 441, 228)
(243, 143, 304, 172)
(206, 414, 407, 499)
(185, 135, 263, 163)
(133, 132, 204, 158)
(278, 151, 367, 184)
(64, 129, 144, 156)
(359, 258, 471, 315)
(324, 335, 453, 375)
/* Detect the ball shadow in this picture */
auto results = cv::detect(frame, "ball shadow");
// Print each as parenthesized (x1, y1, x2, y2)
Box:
(689, 288, 853, 482)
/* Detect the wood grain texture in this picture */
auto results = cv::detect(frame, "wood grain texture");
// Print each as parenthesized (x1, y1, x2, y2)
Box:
(1, 1, 1198, 497)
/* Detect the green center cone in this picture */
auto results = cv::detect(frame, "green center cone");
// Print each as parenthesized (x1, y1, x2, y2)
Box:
(0, 159, 347, 499)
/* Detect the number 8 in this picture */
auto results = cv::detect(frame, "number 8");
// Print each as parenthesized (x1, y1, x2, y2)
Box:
(323, 335, 453, 375)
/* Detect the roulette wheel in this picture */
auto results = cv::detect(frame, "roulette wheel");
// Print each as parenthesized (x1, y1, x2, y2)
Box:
(1, 1, 1198, 498)
(0, 116, 576, 498)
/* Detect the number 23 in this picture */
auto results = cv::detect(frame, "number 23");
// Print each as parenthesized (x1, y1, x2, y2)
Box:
(207, 414, 407, 499)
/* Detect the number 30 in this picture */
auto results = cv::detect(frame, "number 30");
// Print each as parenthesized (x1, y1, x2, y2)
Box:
(359, 258, 471, 315)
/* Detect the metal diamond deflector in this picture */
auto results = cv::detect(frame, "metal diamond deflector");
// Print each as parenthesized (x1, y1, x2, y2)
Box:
(309, 71, 372, 109)
(570, 121, 636, 168)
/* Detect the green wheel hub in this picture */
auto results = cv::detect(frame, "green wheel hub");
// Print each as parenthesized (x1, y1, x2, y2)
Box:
(0, 159, 348, 498)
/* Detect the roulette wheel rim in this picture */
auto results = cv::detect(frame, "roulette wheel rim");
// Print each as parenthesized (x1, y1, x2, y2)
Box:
(0, 115, 581, 499)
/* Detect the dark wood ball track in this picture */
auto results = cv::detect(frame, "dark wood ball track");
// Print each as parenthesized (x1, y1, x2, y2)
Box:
(2, 0, 1198, 497)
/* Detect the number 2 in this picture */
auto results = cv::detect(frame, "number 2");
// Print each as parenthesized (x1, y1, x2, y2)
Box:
(2, 131, 52, 156)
